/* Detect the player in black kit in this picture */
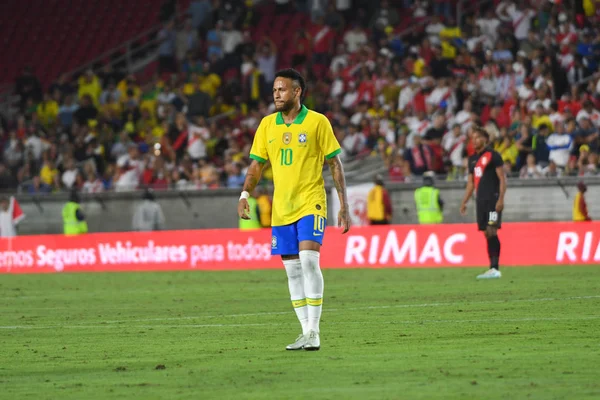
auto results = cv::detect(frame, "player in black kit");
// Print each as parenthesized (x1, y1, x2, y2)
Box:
(460, 127, 507, 279)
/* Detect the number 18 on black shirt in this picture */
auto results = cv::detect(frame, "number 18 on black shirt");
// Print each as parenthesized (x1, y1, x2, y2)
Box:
(461, 127, 506, 279)
(468, 148, 504, 231)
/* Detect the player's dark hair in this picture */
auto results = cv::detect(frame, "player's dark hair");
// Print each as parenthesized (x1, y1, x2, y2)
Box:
(275, 68, 306, 100)
(473, 126, 490, 140)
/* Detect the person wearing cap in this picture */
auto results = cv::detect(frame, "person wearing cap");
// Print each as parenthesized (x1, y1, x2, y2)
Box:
(62, 189, 88, 235)
(573, 182, 592, 222)
(367, 174, 393, 225)
(132, 188, 166, 231)
(414, 171, 443, 224)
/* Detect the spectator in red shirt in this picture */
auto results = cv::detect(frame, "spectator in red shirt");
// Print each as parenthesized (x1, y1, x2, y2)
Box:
(291, 29, 312, 68)
(387, 153, 406, 183)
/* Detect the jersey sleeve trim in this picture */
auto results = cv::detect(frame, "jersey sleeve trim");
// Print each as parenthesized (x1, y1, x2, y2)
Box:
(249, 154, 267, 163)
(325, 148, 341, 159)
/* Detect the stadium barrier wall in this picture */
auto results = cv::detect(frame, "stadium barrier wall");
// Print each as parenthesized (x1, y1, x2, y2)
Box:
(14, 178, 600, 235)
(1, 222, 599, 274)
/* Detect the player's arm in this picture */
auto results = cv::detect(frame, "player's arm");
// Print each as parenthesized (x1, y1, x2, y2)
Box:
(326, 155, 350, 233)
(494, 152, 506, 212)
(460, 173, 474, 215)
(238, 119, 269, 219)
(320, 116, 350, 233)
(238, 160, 267, 219)
(242, 160, 266, 193)
(460, 157, 475, 215)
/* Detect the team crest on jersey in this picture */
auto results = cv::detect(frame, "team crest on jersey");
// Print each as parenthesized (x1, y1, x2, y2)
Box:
(271, 236, 278, 248)
(282, 132, 292, 145)
(481, 156, 488, 166)
(298, 132, 307, 143)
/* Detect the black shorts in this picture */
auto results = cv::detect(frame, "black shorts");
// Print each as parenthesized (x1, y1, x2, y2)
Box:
(476, 198, 502, 231)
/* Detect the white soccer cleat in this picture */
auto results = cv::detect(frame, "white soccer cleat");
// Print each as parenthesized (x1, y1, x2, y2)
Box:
(476, 268, 502, 280)
(303, 330, 320, 351)
(286, 334, 307, 351)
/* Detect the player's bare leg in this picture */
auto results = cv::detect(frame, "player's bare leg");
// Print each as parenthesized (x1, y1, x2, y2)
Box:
(283, 254, 309, 350)
(477, 227, 502, 279)
(299, 240, 323, 351)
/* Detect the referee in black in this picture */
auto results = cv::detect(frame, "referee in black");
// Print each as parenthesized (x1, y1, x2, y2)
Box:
(460, 126, 507, 279)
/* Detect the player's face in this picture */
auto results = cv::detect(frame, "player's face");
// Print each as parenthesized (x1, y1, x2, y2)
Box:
(473, 132, 488, 151)
(273, 78, 299, 112)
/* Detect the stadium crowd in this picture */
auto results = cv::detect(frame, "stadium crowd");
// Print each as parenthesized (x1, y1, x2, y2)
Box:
(1, 0, 600, 194)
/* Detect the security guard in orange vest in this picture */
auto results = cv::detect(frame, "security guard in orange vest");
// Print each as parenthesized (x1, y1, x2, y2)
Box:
(367, 175, 393, 225)
(573, 182, 592, 222)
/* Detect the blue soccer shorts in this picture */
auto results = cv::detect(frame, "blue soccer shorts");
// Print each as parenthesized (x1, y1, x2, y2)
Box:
(271, 214, 326, 255)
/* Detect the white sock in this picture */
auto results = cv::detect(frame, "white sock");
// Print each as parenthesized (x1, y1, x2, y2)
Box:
(283, 258, 308, 335)
(299, 250, 324, 333)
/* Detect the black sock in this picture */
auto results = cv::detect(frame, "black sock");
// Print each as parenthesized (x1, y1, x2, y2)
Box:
(487, 235, 501, 270)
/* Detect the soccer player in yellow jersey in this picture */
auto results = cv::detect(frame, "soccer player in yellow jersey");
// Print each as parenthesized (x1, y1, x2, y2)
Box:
(237, 69, 351, 351)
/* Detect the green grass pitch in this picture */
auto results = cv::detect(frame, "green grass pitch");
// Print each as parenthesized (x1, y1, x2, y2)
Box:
(1, 266, 599, 400)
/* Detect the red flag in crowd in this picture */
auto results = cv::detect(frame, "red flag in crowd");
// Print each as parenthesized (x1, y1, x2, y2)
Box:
(11, 197, 25, 225)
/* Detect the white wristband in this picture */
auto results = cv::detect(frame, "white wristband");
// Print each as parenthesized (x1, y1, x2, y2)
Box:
(239, 191, 250, 201)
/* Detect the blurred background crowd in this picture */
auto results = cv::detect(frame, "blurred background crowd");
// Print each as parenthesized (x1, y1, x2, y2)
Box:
(1, 0, 600, 195)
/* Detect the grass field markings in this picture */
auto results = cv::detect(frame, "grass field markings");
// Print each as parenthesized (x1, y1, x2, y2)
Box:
(1, 316, 599, 330)
(38, 294, 600, 325)
(2, 295, 599, 326)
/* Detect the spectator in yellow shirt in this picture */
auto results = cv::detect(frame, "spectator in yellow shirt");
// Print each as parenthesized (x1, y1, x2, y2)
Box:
(494, 133, 519, 167)
(117, 75, 141, 101)
(37, 93, 59, 127)
(209, 95, 234, 117)
(183, 73, 199, 96)
(440, 35, 457, 59)
(367, 98, 386, 118)
(100, 94, 122, 120)
(78, 69, 102, 105)
(39, 158, 59, 189)
(136, 108, 158, 134)
(531, 103, 554, 131)
(413, 55, 426, 77)
(439, 25, 462, 39)
(198, 64, 222, 98)
(150, 121, 169, 140)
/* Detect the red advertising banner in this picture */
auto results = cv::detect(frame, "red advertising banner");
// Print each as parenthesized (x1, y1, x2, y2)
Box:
(0, 222, 599, 274)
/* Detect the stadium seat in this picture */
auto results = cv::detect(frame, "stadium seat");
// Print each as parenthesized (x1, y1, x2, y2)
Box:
(0, 0, 165, 87)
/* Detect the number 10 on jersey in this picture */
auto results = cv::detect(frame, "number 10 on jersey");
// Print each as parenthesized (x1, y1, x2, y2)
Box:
(313, 215, 325, 232)
(280, 148, 293, 166)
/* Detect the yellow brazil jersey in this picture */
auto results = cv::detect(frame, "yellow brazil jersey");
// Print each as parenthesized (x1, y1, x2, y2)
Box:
(531, 114, 554, 132)
(249, 105, 341, 227)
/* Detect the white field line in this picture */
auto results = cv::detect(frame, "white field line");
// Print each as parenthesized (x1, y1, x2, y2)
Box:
(56, 294, 600, 324)
(1, 316, 600, 330)
(1, 295, 599, 330)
